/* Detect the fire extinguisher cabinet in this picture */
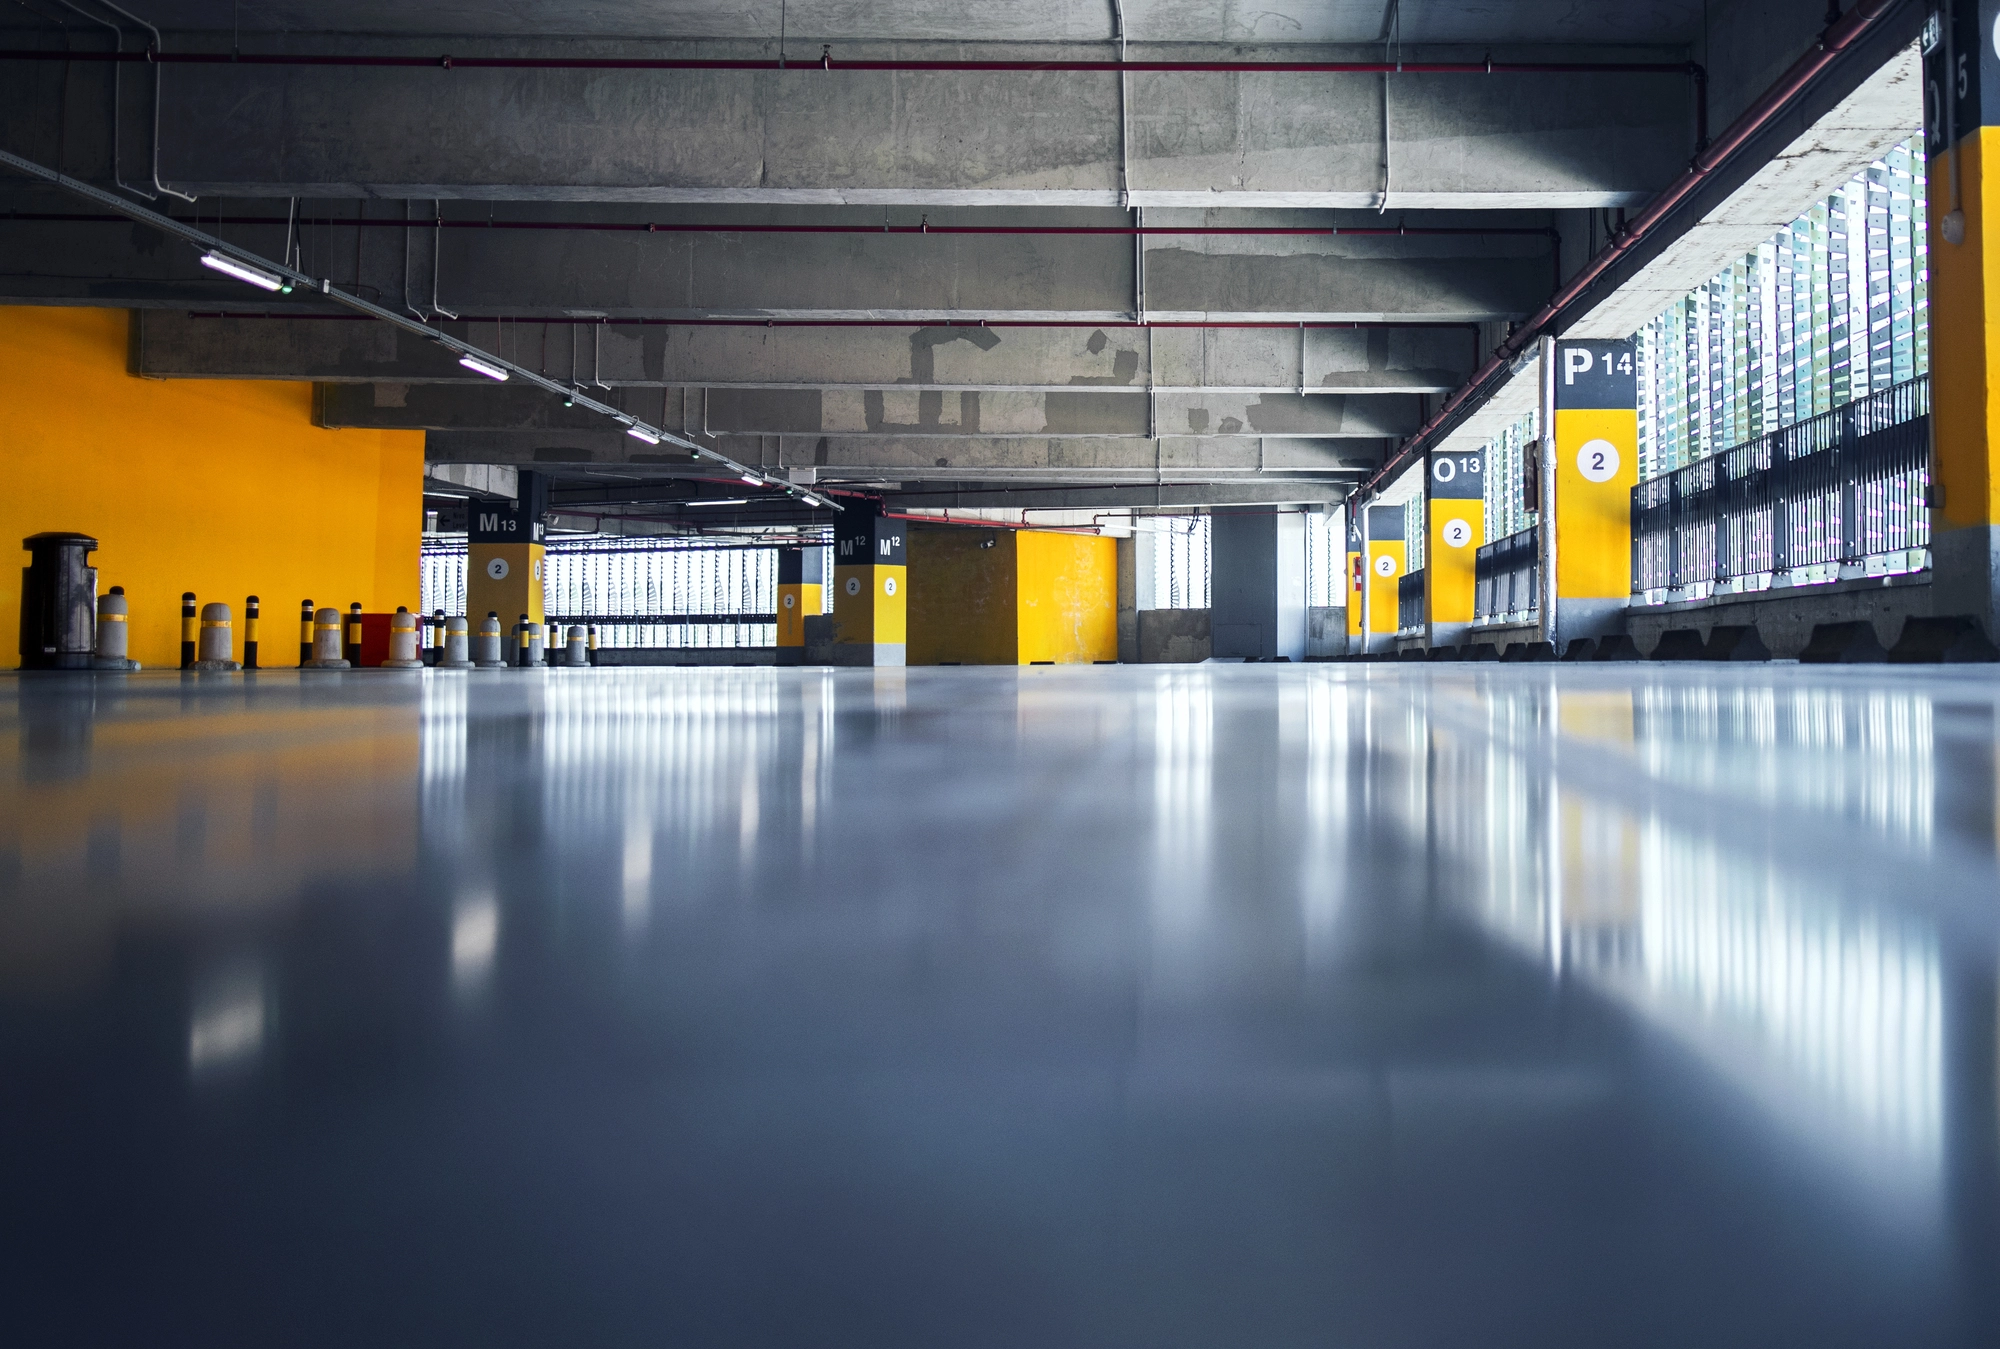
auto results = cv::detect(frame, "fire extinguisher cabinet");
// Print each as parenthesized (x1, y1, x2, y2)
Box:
(19, 532, 98, 670)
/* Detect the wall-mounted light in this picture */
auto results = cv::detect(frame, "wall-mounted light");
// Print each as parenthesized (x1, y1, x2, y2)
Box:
(200, 250, 288, 292)
(458, 353, 509, 381)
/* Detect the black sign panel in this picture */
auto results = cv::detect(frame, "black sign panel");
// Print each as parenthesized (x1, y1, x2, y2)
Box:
(778, 546, 827, 585)
(1553, 339, 1636, 411)
(1925, 0, 2000, 154)
(1366, 504, 1405, 542)
(467, 470, 548, 544)
(833, 508, 906, 567)
(1428, 447, 1484, 500)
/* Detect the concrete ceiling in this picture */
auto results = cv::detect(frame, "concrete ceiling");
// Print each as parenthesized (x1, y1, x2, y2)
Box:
(40, 1, 1706, 45)
(0, 0, 1907, 524)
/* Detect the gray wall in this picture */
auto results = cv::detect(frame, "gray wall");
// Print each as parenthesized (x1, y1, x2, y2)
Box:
(1209, 508, 1305, 660)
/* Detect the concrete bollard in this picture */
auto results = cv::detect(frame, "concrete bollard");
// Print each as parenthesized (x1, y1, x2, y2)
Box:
(473, 612, 507, 668)
(523, 621, 546, 669)
(565, 625, 588, 666)
(180, 592, 197, 670)
(302, 606, 350, 669)
(442, 615, 474, 668)
(344, 603, 364, 666)
(298, 599, 314, 667)
(243, 595, 260, 670)
(93, 585, 140, 670)
(192, 602, 241, 671)
(587, 625, 599, 667)
(382, 606, 425, 668)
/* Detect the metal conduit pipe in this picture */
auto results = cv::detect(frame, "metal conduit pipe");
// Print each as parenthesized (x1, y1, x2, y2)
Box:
(1354, 0, 1902, 503)
(1, 212, 1558, 239)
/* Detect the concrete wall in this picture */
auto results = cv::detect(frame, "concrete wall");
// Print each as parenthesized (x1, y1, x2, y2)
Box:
(1306, 607, 1348, 660)
(1138, 609, 1212, 663)
(1624, 576, 1936, 658)
(0, 308, 422, 669)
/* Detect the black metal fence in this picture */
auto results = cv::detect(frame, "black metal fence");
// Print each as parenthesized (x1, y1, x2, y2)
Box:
(1474, 526, 1540, 622)
(1398, 569, 1426, 632)
(1632, 376, 1929, 596)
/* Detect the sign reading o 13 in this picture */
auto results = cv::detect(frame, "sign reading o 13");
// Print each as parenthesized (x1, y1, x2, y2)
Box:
(485, 557, 509, 580)
(1576, 439, 1620, 483)
(1441, 518, 1473, 548)
(1373, 554, 1397, 578)
(845, 576, 862, 596)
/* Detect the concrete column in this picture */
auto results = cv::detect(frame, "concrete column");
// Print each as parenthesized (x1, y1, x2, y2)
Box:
(1425, 446, 1486, 649)
(831, 505, 907, 667)
(1548, 338, 1636, 645)
(776, 546, 824, 666)
(1927, 2, 2000, 632)
(1365, 505, 1405, 643)
(1116, 533, 1140, 663)
(1209, 508, 1304, 660)
(466, 470, 547, 629)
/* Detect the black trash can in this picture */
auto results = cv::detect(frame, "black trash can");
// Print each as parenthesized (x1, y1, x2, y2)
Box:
(19, 532, 98, 670)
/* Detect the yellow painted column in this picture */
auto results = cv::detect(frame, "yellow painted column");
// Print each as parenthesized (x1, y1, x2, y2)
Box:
(1365, 504, 1405, 636)
(1425, 446, 1485, 646)
(465, 473, 548, 629)
(776, 545, 823, 665)
(1549, 338, 1636, 642)
(1926, 6, 2000, 624)
(832, 506, 907, 666)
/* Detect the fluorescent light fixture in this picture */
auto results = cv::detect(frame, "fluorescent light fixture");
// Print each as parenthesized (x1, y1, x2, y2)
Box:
(687, 498, 750, 507)
(626, 425, 662, 444)
(200, 250, 286, 292)
(458, 353, 509, 381)
(739, 475, 762, 486)
(799, 494, 825, 508)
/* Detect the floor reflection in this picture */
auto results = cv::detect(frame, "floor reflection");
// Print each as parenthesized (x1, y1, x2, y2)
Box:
(1, 665, 1996, 1346)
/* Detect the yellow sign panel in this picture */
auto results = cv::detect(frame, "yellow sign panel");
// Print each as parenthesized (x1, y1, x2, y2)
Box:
(1552, 407, 1637, 600)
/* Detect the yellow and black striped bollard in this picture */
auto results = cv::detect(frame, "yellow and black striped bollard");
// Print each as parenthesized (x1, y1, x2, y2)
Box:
(344, 602, 363, 666)
(516, 613, 531, 668)
(180, 592, 197, 670)
(243, 595, 260, 670)
(299, 599, 314, 667)
(588, 625, 598, 667)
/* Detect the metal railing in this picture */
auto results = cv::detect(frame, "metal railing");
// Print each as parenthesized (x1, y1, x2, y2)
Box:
(1398, 569, 1426, 633)
(1475, 526, 1540, 622)
(1632, 376, 1930, 598)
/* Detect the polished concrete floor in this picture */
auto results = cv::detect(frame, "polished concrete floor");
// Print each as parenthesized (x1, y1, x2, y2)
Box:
(1, 662, 1997, 1346)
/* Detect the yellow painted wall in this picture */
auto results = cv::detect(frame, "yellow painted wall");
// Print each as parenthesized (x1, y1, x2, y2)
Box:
(1426, 500, 1483, 626)
(908, 528, 1017, 664)
(1017, 531, 1116, 664)
(0, 307, 423, 668)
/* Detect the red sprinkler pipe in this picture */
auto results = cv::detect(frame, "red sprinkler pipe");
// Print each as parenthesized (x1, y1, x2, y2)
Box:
(187, 312, 1478, 333)
(1356, 0, 1901, 501)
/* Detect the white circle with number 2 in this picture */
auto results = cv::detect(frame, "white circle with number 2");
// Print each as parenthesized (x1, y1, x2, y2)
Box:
(782, 593, 796, 610)
(883, 577, 898, 597)
(1442, 518, 1473, 549)
(1576, 439, 1620, 483)
(1373, 554, 1397, 578)
(845, 576, 861, 596)
(485, 557, 509, 580)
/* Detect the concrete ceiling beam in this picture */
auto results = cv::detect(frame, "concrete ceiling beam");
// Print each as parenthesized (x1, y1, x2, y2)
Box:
(130, 310, 1478, 391)
(0, 39, 1693, 208)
